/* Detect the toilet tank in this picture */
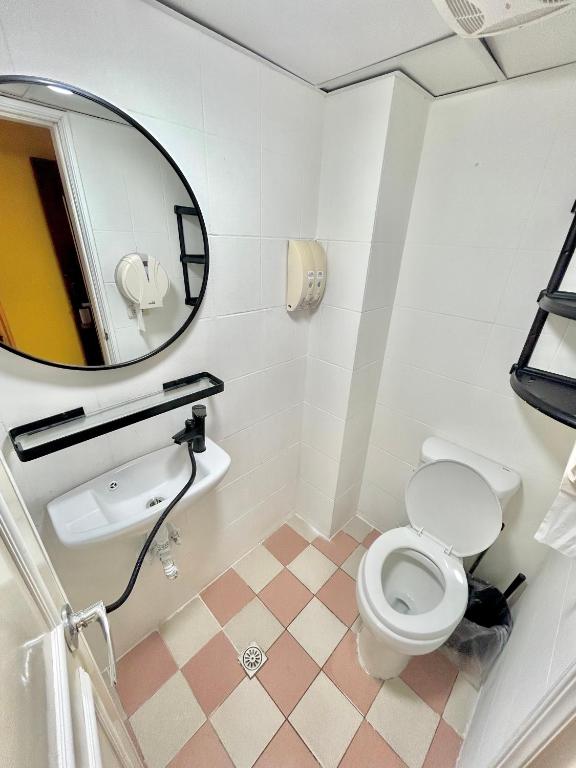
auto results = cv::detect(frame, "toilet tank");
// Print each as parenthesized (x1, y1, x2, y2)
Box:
(420, 437, 521, 509)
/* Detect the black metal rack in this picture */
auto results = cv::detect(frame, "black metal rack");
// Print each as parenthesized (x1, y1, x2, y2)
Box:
(175, 205, 207, 307)
(510, 200, 576, 427)
(9, 371, 224, 462)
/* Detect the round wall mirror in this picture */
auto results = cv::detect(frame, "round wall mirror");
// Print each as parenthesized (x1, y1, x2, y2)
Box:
(0, 76, 208, 370)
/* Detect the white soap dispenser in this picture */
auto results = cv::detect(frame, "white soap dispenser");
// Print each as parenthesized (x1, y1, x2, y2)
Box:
(115, 253, 170, 332)
(286, 240, 327, 311)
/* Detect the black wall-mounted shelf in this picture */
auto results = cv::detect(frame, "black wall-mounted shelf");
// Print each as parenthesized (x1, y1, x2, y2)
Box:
(9, 371, 224, 462)
(538, 290, 576, 321)
(511, 200, 576, 427)
(510, 366, 576, 429)
(175, 205, 207, 307)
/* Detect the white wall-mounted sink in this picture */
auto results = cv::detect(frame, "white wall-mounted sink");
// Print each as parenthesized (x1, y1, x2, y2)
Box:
(47, 439, 230, 548)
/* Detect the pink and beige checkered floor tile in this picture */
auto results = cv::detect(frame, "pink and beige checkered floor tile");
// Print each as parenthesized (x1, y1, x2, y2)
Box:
(117, 516, 477, 768)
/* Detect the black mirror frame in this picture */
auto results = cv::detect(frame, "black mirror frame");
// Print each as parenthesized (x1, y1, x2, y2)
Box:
(0, 74, 209, 372)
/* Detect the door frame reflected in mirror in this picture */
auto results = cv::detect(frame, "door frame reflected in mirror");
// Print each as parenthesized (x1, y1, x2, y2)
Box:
(0, 74, 209, 371)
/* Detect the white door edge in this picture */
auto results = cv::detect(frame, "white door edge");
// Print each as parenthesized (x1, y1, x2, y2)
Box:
(0, 455, 142, 767)
(490, 655, 576, 767)
(77, 668, 103, 768)
(45, 626, 76, 768)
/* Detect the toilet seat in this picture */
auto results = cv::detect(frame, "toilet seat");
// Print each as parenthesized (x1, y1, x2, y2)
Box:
(360, 527, 468, 641)
(406, 459, 502, 557)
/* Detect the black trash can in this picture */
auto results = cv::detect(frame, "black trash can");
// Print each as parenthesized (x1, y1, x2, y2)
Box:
(442, 575, 514, 683)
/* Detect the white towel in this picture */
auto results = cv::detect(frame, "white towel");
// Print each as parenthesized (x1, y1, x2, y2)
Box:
(535, 442, 576, 556)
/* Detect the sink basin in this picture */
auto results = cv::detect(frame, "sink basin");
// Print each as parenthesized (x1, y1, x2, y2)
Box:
(47, 438, 230, 547)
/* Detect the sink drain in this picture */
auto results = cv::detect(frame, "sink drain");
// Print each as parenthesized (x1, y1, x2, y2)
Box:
(146, 496, 166, 508)
(239, 642, 267, 678)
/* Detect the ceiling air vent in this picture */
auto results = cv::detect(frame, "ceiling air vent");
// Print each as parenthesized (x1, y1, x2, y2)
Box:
(432, 0, 575, 36)
(445, 0, 485, 34)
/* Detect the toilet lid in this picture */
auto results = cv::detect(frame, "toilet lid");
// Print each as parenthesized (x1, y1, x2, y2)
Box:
(406, 460, 502, 557)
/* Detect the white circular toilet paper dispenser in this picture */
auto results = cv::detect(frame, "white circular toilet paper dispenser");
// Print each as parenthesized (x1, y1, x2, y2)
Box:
(115, 253, 170, 332)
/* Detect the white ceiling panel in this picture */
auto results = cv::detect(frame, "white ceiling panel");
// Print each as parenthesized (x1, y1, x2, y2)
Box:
(159, 0, 451, 84)
(321, 37, 504, 96)
(487, 8, 576, 78)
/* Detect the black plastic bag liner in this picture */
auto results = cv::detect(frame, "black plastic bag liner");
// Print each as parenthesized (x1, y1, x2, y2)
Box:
(443, 575, 513, 684)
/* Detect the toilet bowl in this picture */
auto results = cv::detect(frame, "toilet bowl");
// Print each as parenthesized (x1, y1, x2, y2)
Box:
(356, 439, 521, 680)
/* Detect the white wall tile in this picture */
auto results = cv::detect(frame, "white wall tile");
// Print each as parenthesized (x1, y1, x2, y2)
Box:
(201, 34, 260, 147)
(133, 114, 209, 220)
(477, 320, 566, 397)
(354, 308, 391, 369)
(0, 21, 14, 72)
(253, 405, 302, 465)
(348, 362, 380, 420)
(209, 370, 265, 439)
(300, 443, 339, 498)
(219, 426, 260, 487)
(370, 404, 433, 467)
(210, 311, 264, 380)
(68, 115, 135, 229)
(372, 78, 429, 246)
(259, 357, 307, 419)
(317, 78, 394, 242)
(296, 478, 334, 538)
(323, 241, 371, 312)
(299, 154, 322, 239)
(104, 283, 132, 329)
(0, 0, 205, 128)
(395, 243, 517, 324)
(261, 238, 288, 308)
(93, 230, 137, 283)
(336, 438, 369, 498)
(363, 443, 414, 500)
(261, 308, 309, 367)
(518, 78, 576, 252)
(385, 307, 492, 384)
(305, 358, 353, 419)
(495, 248, 559, 330)
(261, 66, 324, 159)
(333, 483, 362, 533)
(378, 359, 573, 481)
(550, 323, 576, 379)
(261, 150, 301, 238)
(363, 242, 404, 311)
(206, 134, 261, 235)
(357, 480, 407, 533)
(210, 236, 261, 315)
(406, 74, 568, 249)
(301, 404, 345, 462)
(308, 75, 427, 538)
(309, 305, 361, 370)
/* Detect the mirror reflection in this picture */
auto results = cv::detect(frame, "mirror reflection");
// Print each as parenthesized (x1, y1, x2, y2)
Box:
(0, 80, 207, 369)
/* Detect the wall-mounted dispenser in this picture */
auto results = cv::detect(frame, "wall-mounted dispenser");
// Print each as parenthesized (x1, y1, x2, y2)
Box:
(286, 240, 327, 311)
(115, 253, 170, 332)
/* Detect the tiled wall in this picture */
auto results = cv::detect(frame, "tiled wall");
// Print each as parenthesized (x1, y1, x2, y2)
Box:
(0, 0, 323, 657)
(299, 75, 430, 537)
(298, 76, 393, 537)
(68, 111, 197, 362)
(359, 64, 576, 589)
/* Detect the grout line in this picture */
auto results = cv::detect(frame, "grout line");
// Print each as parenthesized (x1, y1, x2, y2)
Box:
(127, 515, 463, 767)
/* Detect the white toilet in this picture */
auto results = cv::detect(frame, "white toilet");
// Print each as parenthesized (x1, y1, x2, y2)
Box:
(356, 437, 521, 680)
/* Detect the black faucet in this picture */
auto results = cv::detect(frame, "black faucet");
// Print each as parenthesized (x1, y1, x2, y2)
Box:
(172, 404, 207, 452)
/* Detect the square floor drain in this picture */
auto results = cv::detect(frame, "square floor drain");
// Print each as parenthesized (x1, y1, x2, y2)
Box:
(239, 642, 267, 677)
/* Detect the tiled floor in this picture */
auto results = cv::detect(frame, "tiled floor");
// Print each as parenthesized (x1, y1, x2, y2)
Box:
(117, 516, 478, 768)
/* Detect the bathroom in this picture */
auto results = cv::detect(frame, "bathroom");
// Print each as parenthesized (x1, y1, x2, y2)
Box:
(2, 0, 576, 766)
